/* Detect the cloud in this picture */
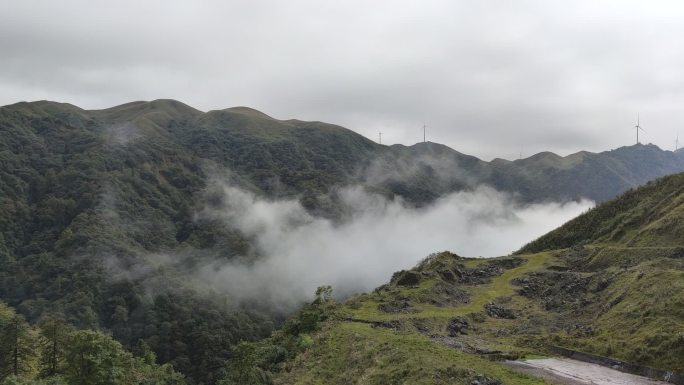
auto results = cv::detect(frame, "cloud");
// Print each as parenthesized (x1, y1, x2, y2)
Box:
(2, 1, 684, 159)
(195, 183, 592, 310)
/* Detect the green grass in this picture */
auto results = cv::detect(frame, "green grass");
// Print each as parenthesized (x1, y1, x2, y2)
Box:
(462, 253, 549, 313)
(276, 321, 549, 385)
(346, 253, 551, 322)
(519, 173, 684, 253)
(315, 246, 684, 380)
(558, 256, 684, 371)
(273, 246, 684, 383)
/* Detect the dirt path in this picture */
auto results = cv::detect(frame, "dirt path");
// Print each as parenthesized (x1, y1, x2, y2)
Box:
(507, 358, 670, 385)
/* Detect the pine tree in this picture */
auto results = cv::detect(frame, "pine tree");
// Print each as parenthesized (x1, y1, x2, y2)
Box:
(38, 317, 71, 377)
(0, 310, 38, 380)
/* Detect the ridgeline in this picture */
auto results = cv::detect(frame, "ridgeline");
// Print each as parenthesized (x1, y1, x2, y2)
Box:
(1, 99, 684, 384)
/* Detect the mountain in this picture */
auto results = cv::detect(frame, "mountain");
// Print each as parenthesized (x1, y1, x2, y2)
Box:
(518, 173, 684, 252)
(228, 173, 684, 384)
(376, 141, 684, 204)
(1, 99, 684, 383)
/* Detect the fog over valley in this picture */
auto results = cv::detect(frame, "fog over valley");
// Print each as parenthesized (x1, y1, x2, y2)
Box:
(191, 182, 593, 308)
(2, 2, 683, 383)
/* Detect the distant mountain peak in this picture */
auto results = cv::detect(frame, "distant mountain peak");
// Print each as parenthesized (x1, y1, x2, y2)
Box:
(221, 106, 276, 120)
(90, 99, 202, 121)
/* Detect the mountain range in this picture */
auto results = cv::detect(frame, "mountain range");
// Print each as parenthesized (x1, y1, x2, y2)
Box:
(1, 99, 684, 384)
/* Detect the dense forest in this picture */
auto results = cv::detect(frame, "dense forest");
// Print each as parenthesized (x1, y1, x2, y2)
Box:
(1, 99, 684, 383)
(0, 302, 185, 385)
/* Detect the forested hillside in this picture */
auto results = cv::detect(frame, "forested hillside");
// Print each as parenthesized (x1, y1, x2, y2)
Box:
(1, 99, 683, 383)
(0, 302, 185, 384)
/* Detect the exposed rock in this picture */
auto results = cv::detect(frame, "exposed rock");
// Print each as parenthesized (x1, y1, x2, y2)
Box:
(378, 299, 416, 313)
(423, 282, 471, 307)
(471, 374, 503, 385)
(438, 269, 457, 282)
(452, 257, 526, 285)
(591, 276, 613, 292)
(433, 366, 474, 382)
(472, 347, 503, 355)
(370, 320, 402, 330)
(413, 319, 431, 334)
(484, 302, 518, 319)
(672, 247, 684, 259)
(562, 245, 593, 270)
(447, 316, 469, 336)
(512, 270, 614, 311)
(391, 270, 422, 286)
(431, 336, 466, 351)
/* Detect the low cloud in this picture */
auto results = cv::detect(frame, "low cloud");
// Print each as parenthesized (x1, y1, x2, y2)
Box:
(195, 183, 592, 310)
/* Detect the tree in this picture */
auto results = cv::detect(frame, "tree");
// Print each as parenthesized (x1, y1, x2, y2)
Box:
(37, 317, 71, 377)
(0, 375, 67, 385)
(0, 309, 38, 381)
(62, 330, 130, 385)
(218, 342, 271, 385)
(63, 330, 186, 385)
(314, 285, 333, 304)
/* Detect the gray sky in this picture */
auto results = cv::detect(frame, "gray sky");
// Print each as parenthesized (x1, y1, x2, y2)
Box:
(1, 0, 684, 160)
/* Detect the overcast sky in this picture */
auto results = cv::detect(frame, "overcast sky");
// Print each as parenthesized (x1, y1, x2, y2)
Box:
(1, 0, 684, 159)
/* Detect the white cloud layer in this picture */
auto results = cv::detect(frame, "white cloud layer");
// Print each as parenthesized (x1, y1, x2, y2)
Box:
(197, 184, 592, 309)
(2, 1, 684, 159)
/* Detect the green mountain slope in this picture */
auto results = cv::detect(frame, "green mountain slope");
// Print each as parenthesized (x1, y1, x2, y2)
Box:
(234, 173, 684, 384)
(518, 173, 684, 252)
(0, 99, 394, 383)
(492, 145, 684, 202)
(374, 141, 684, 205)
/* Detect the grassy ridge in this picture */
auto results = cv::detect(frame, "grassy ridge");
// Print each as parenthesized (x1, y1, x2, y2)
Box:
(265, 248, 683, 384)
(276, 322, 547, 385)
(518, 173, 684, 253)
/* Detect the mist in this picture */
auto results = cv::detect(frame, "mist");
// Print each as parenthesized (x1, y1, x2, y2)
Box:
(196, 183, 593, 310)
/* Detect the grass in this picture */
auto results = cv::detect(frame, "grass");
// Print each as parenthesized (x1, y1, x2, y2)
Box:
(273, 175, 684, 383)
(346, 252, 551, 322)
(276, 321, 549, 385)
(558, 256, 684, 371)
(275, 245, 684, 384)
(519, 173, 684, 253)
(461, 253, 549, 312)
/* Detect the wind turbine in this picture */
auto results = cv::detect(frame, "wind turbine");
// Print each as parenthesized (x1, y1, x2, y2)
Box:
(676, 134, 680, 151)
(378, 132, 382, 145)
(634, 114, 645, 144)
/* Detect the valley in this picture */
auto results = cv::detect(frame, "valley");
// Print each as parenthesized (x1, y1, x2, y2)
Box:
(220, 174, 684, 385)
(0, 100, 683, 384)
(4, 2, 684, 384)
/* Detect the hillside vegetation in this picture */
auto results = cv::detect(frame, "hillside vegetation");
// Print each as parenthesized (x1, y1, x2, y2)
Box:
(1, 99, 684, 383)
(518, 173, 684, 252)
(0, 302, 185, 385)
(223, 173, 684, 384)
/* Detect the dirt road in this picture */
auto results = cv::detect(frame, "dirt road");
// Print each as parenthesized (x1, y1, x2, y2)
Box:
(507, 358, 671, 385)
